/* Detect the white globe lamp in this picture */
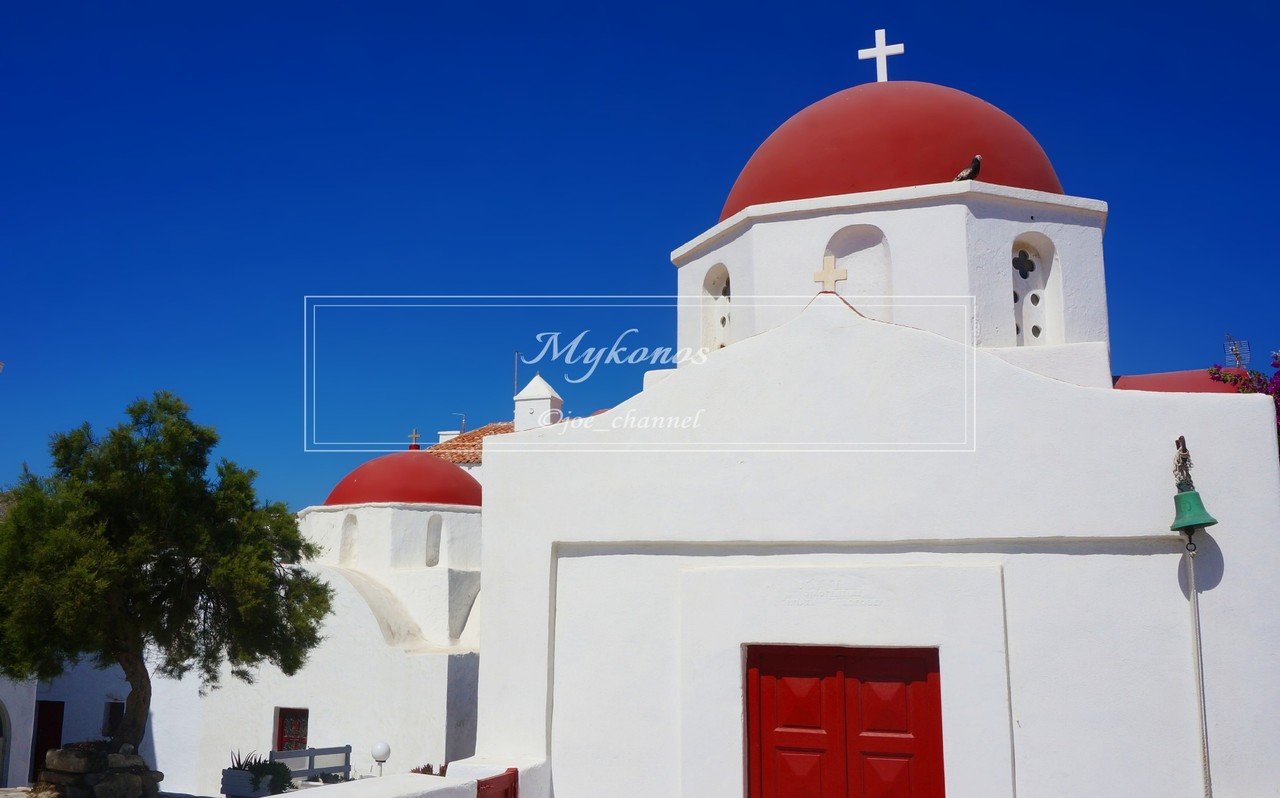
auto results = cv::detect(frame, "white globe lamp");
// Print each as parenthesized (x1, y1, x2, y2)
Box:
(371, 742, 391, 776)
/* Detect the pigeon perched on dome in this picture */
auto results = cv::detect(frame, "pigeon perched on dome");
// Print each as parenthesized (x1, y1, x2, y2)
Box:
(953, 155, 982, 181)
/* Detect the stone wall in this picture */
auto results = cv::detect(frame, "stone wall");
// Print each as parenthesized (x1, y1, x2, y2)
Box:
(38, 747, 162, 798)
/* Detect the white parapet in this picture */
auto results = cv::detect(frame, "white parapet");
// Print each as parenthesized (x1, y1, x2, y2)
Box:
(305, 773, 476, 798)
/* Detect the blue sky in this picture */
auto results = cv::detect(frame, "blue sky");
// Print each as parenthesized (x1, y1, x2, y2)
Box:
(2, 1, 1276, 509)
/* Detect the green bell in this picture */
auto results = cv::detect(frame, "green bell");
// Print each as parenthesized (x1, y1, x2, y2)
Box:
(1171, 490, 1218, 532)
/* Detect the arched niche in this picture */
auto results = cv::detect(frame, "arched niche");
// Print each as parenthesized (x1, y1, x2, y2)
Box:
(701, 263, 732, 351)
(338, 514, 358, 567)
(1011, 233, 1061, 346)
(425, 514, 442, 568)
(825, 225, 891, 321)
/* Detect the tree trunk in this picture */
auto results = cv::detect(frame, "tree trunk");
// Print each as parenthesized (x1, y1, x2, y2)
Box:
(111, 649, 152, 753)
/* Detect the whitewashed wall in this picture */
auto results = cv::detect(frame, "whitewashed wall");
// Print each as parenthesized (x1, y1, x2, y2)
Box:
(299, 505, 482, 644)
(37, 666, 139, 759)
(672, 182, 1113, 387)
(0, 678, 36, 786)
(459, 300, 1280, 797)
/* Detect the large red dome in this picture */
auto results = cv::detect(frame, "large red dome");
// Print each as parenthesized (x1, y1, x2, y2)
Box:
(324, 451, 482, 507)
(720, 81, 1062, 221)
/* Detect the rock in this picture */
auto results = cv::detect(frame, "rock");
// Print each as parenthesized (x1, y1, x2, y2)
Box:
(139, 779, 158, 798)
(145, 771, 163, 783)
(92, 772, 142, 798)
(117, 745, 135, 756)
(39, 770, 85, 786)
(46, 750, 98, 774)
(106, 755, 147, 770)
(66, 786, 95, 798)
(84, 772, 107, 787)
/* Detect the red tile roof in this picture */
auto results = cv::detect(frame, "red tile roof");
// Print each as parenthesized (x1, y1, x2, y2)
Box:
(427, 421, 514, 465)
(1113, 368, 1245, 394)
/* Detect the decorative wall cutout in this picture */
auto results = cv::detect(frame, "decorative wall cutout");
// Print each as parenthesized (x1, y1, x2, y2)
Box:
(1011, 234, 1056, 346)
(702, 263, 732, 351)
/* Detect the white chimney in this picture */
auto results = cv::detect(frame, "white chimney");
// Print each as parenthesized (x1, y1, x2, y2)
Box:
(437, 430, 460, 443)
(513, 373, 563, 432)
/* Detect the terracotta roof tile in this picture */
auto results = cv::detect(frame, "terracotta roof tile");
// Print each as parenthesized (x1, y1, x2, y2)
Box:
(1113, 368, 1245, 394)
(427, 421, 514, 465)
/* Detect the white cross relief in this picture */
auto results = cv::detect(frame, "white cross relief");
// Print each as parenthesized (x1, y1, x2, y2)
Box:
(858, 28, 904, 82)
(813, 254, 848, 292)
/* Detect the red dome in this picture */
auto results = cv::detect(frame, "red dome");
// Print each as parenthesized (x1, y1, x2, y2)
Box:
(324, 451, 482, 507)
(721, 81, 1062, 221)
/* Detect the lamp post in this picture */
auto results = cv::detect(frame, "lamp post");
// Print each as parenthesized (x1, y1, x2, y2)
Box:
(371, 742, 390, 777)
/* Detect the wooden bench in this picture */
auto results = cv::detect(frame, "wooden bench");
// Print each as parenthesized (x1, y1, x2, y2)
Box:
(269, 745, 353, 781)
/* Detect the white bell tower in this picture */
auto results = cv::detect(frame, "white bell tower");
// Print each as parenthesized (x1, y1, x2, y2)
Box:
(670, 77, 1114, 388)
(514, 373, 563, 432)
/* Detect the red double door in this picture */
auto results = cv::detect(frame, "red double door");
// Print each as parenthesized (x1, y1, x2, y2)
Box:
(746, 646, 945, 798)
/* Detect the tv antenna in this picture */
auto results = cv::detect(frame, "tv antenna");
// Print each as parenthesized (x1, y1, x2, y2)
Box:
(452, 412, 467, 433)
(1224, 335, 1251, 368)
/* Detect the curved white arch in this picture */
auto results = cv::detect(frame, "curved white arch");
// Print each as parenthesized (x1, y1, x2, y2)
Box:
(321, 566, 434, 652)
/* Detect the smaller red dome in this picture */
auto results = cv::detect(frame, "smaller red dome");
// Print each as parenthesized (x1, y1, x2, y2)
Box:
(325, 451, 481, 507)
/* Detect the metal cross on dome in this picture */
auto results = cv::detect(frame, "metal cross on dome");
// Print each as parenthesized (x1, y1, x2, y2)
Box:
(858, 28, 905, 82)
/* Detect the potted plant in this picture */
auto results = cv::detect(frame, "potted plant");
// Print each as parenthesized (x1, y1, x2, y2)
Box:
(222, 751, 292, 798)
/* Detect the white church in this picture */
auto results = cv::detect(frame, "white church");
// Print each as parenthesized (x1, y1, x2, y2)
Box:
(8, 30, 1280, 798)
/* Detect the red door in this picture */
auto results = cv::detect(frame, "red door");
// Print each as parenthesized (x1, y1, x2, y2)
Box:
(747, 647, 944, 798)
(845, 649, 945, 798)
(749, 647, 848, 797)
(30, 700, 64, 781)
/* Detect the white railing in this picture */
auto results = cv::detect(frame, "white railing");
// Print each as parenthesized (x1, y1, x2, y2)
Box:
(269, 745, 352, 780)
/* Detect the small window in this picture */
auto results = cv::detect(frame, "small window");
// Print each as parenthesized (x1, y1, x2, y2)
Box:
(275, 707, 309, 751)
(101, 701, 125, 737)
(339, 514, 358, 567)
(425, 514, 442, 568)
(701, 264, 731, 351)
(823, 224, 891, 322)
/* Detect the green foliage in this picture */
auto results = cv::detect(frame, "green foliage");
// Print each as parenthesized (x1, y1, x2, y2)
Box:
(1209, 351, 1280, 455)
(228, 750, 260, 770)
(253, 761, 293, 795)
(228, 751, 292, 794)
(0, 392, 333, 745)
